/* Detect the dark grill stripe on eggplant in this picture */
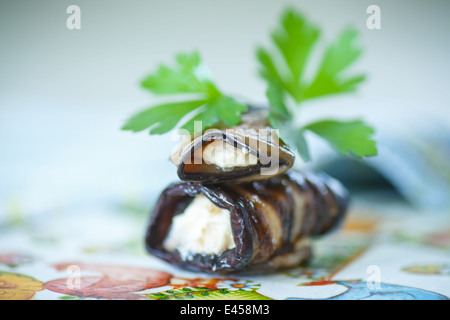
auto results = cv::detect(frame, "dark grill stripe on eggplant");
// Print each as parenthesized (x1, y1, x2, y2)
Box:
(145, 171, 349, 274)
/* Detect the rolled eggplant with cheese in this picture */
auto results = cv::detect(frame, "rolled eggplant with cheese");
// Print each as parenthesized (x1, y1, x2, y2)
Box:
(170, 109, 295, 184)
(145, 171, 349, 274)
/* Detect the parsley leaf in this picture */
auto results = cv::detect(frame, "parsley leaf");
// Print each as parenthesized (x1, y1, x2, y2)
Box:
(122, 52, 247, 135)
(265, 81, 291, 125)
(280, 126, 312, 162)
(293, 129, 312, 162)
(257, 9, 320, 104)
(304, 119, 378, 157)
(257, 8, 377, 160)
(214, 96, 248, 127)
(141, 52, 215, 95)
(179, 96, 247, 133)
(179, 105, 219, 133)
(121, 99, 207, 135)
(257, 9, 365, 104)
(302, 28, 366, 100)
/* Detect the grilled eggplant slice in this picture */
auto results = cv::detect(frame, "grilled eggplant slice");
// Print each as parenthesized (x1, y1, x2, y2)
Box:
(145, 171, 349, 274)
(170, 110, 295, 184)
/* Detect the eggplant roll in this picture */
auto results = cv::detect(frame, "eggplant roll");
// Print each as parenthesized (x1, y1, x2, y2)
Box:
(145, 171, 349, 274)
(170, 110, 295, 184)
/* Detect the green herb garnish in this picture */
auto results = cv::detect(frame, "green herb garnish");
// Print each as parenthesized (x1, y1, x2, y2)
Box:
(121, 51, 247, 134)
(122, 8, 377, 161)
(257, 8, 377, 160)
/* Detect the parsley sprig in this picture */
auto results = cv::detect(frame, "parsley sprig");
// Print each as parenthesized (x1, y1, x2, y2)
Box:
(121, 52, 247, 134)
(257, 8, 377, 161)
(122, 8, 377, 162)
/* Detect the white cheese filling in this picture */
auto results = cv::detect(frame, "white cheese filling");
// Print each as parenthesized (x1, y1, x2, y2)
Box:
(163, 194, 236, 258)
(203, 140, 258, 168)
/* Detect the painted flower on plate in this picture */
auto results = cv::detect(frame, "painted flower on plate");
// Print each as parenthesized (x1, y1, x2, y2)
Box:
(216, 280, 260, 291)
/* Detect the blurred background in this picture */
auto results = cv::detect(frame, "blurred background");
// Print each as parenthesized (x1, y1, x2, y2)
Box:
(1, 0, 449, 227)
